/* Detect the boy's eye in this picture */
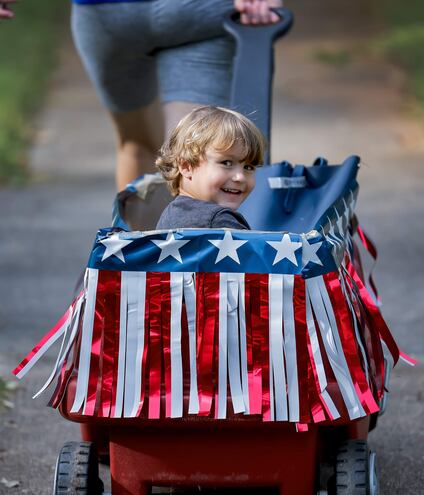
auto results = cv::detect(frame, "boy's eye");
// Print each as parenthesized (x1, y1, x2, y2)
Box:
(221, 160, 232, 167)
(244, 164, 256, 172)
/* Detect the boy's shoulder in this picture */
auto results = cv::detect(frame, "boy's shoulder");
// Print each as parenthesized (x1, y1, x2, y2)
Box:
(156, 196, 250, 230)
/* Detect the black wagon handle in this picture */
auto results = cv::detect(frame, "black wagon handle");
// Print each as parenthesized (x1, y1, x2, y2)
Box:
(223, 7, 294, 162)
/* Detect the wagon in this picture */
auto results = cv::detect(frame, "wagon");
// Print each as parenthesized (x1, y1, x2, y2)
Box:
(13, 8, 414, 494)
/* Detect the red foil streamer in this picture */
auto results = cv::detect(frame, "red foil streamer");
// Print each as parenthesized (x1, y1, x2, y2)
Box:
(325, 272, 380, 414)
(347, 263, 399, 365)
(146, 272, 164, 419)
(196, 273, 219, 416)
(245, 274, 262, 416)
(259, 275, 270, 421)
(99, 270, 121, 418)
(84, 271, 116, 416)
(160, 273, 172, 418)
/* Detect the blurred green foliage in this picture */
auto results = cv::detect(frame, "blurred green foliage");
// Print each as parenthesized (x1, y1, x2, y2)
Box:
(375, 0, 424, 105)
(0, 376, 6, 402)
(0, 0, 68, 184)
(314, 48, 352, 68)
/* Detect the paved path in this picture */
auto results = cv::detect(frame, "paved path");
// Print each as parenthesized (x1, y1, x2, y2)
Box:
(1, 5, 423, 494)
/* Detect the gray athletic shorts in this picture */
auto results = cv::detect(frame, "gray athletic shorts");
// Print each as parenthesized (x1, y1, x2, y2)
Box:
(71, 0, 235, 112)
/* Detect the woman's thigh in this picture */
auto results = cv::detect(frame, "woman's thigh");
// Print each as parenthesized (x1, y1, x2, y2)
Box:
(157, 36, 235, 107)
(71, 2, 158, 112)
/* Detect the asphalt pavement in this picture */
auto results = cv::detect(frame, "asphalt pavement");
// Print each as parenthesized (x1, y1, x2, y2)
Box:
(0, 7, 423, 494)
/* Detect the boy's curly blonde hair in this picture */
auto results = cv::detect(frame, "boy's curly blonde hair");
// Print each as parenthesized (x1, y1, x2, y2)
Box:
(155, 106, 266, 196)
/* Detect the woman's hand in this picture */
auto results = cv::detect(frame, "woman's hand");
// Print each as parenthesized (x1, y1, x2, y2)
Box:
(0, 0, 17, 19)
(234, 0, 284, 25)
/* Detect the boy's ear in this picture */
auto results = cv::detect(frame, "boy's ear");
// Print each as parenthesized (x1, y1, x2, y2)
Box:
(178, 160, 193, 179)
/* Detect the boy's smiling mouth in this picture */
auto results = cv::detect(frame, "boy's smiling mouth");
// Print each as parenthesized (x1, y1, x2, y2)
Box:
(221, 187, 242, 195)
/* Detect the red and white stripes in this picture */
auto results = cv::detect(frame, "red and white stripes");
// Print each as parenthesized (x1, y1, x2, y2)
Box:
(14, 256, 412, 424)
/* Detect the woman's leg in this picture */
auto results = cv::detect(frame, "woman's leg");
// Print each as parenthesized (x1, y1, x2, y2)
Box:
(158, 36, 235, 125)
(71, 3, 163, 190)
(110, 99, 164, 191)
(162, 101, 203, 138)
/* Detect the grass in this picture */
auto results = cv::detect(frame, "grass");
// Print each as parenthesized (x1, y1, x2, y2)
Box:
(0, 0, 68, 184)
(373, 0, 424, 106)
(313, 2, 424, 110)
(0, 376, 7, 405)
(0, 375, 16, 411)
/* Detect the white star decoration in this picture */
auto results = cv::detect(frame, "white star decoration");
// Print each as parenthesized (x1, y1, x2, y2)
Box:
(267, 233, 302, 266)
(301, 236, 323, 268)
(209, 231, 247, 264)
(151, 232, 190, 263)
(100, 235, 134, 263)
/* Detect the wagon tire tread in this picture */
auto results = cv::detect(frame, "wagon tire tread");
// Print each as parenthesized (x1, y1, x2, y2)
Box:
(53, 441, 103, 494)
(333, 439, 378, 495)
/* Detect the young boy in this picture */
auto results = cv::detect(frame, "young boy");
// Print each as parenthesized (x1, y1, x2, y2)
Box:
(155, 106, 266, 230)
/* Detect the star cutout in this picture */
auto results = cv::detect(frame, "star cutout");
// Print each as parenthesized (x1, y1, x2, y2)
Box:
(100, 234, 134, 263)
(327, 217, 343, 246)
(267, 233, 302, 266)
(335, 208, 345, 237)
(342, 198, 351, 224)
(348, 191, 356, 218)
(151, 232, 190, 263)
(301, 236, 323, 268)
(209, 231, 247, 264)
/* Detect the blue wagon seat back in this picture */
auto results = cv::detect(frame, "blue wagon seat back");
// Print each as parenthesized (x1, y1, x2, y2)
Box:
(13, 173, 415, 425)
(239, 155, 360, 233)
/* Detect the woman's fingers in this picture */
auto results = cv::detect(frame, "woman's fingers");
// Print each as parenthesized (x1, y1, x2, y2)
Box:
(234, 0, 283, 25)
(0, 0, 17, 19)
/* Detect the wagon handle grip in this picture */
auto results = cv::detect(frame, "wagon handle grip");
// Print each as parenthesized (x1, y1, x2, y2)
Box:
(223, 7, 294, 162)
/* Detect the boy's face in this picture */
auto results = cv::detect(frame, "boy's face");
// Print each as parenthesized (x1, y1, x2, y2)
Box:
(179, 142, 256, 211)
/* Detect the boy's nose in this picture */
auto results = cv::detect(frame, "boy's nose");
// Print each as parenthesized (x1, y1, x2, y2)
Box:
(232, 169, 246, 182)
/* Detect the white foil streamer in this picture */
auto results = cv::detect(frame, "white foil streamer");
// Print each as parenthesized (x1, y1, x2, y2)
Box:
(227, 274, 245, 414)
(268, 274, 288, 421)
(305, 295, 340, 420)
(123, 272, 144, 417)
(16, 312, 70, 380)
(317, 276, 365, 417)
(113, 271, 128, 418)
(218, 273, 228, 419)
(170, 272, 184, 418)
(283, 275, 300, 422)
(184, 273, 199, 414)
(33, 294, 84, 398)
(129, 272, 147, 417)
(237, 274, 250, 415)
(71, 268, 99, 413)
(306, 277, 363, 419)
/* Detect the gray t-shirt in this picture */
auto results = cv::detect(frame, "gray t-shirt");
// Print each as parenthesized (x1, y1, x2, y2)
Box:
(156, 195, 250, 230)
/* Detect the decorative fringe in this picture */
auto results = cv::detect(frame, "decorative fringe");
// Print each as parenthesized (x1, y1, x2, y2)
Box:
(13, 237, 415, 422)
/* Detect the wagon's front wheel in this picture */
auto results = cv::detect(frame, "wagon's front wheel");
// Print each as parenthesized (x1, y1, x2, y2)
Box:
(53, 441, 104, 494)
(333, 439, 378, 495)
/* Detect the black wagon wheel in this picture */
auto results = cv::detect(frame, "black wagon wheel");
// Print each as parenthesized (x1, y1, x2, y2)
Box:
(53, 441, 104, 495)
(333, 439, 378, 495)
